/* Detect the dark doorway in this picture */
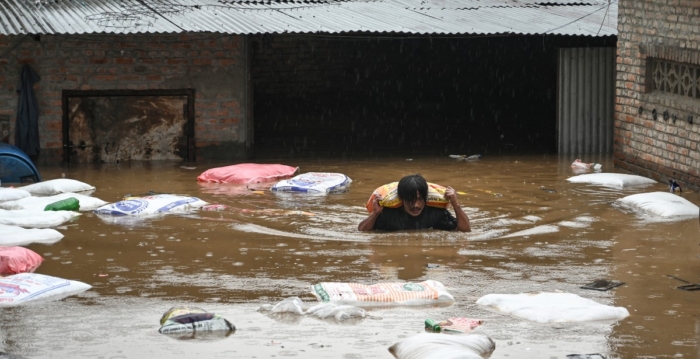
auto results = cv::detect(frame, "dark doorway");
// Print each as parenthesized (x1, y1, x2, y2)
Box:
(62, 89, 195, 163)
(251, 34, 615, 159)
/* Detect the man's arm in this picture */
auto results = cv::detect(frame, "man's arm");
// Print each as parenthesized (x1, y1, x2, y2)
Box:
(445, 186, 471, 232)
(358, 196, 383, 231)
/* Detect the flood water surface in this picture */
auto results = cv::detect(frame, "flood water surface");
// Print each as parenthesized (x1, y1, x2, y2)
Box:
(2, 154, 700, 359)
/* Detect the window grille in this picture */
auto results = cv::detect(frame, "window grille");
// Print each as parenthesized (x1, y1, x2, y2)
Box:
(649, 58, 700, 99)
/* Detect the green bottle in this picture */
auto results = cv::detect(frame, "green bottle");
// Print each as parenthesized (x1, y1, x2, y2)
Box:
(44, 197, 80, 211)
(425, 318, 441, 332)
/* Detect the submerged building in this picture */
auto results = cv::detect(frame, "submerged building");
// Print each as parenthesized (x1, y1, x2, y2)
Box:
(0, 0, 616, 163)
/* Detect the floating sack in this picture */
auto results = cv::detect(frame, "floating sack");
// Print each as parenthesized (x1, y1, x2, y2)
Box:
(271, 172, 352, 194)
(268, 297, 305, 315)
(449, 154, 481, 162)
(0, 224, 63, 246)
(571, 159, 602, 171)
(197, 163, 299, 184)
(0, 188, 31, 203)
(615, 191, 699, 219)
(305, 303, 367, 321)
(0, 273, 91, 307)
(389, 333, 496, 359)
(94, 194, 208, 216)
(0, 209, 79, 228)
(476, 292, 630, 323)
(566, 173, 656, 188)
(366, 182, 449, 213)
(425, 317, 484, 334)
(311, 280, 454, 307)
(158, 306, 235, 338)
(0, 192, 107, 211)
(20, 178, 95, 196)
(0, 247, 43, 275)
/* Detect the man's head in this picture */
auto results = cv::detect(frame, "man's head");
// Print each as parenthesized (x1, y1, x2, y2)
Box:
(398, 174, 428, 217)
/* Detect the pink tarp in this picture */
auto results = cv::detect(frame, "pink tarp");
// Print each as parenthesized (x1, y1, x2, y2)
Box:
(0, 246, 43, 275)
(197, 163, 298, 184)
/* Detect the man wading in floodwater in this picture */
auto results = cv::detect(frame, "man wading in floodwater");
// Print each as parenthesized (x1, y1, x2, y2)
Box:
(358, 174, 471, 232)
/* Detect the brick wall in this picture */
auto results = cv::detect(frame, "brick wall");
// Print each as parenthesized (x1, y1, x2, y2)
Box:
(0, 33, 247, 164)
(615, 0, 700, 190)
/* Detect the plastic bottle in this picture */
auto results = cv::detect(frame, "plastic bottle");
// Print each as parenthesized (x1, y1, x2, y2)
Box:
(44, 197, 80, 211)
(425, 318, 442, 332)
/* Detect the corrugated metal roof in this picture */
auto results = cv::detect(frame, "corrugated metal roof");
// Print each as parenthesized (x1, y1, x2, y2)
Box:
(0, 0, 617, 36)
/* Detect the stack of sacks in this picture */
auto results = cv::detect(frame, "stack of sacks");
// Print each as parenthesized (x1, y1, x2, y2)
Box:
(0, 178, 104, 260)
(0, 179, 95, 304)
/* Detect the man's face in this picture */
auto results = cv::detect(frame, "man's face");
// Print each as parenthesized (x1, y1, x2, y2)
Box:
(403, 191, 425, 217)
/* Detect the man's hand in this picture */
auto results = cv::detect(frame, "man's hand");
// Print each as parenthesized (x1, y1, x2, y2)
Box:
(371, 195, 384, 214)
(445, 186, 471, 232)
(358, 195, 384, 231)
(444, 186, 458, 205)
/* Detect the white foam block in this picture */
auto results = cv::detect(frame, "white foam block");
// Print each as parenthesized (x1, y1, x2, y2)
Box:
(566, 173, 656, 188)
(476, 292, 629, 323)
(616, 191, 699, 218)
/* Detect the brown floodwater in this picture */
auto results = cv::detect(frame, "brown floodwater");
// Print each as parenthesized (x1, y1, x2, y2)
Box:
(1, 154, 699, 359)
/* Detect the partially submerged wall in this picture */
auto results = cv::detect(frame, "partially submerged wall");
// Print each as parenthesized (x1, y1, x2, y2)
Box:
(0, 33, 247, 164)
(615, 1, 700, 191)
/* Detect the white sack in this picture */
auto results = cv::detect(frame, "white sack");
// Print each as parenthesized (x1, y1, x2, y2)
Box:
(305, 303, 367, 321)
(615, 191, 699, 218)
(0, 209, 80, 228)
(476, 292, 629, 323)
(270, 297, 305, 315)
(0, 273, 91, 307)
(0, 224, 64, 246)
(0, 187, 31, 203)
(566, 173, 656, 188)
(0, 192, 107, 211)
(20, 178, 95, 196)
(389, 333, 495, 359)
(93, 194, 208, 216)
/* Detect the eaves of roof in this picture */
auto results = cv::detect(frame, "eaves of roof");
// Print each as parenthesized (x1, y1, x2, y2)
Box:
(0, 0, 618, 37)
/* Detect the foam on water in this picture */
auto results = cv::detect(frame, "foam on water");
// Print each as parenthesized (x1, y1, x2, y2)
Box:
(232, 223, 369, 243)
(499, 224, 560, 238)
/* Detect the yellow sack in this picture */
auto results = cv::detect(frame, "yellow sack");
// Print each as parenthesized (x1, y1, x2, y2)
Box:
(365, 182, 450, 213)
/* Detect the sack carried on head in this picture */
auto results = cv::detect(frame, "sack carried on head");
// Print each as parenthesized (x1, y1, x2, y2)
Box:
(365, 182, 449, 213)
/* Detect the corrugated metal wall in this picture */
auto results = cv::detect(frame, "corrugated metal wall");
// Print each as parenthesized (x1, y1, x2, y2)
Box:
(557, 47, 616, 154)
